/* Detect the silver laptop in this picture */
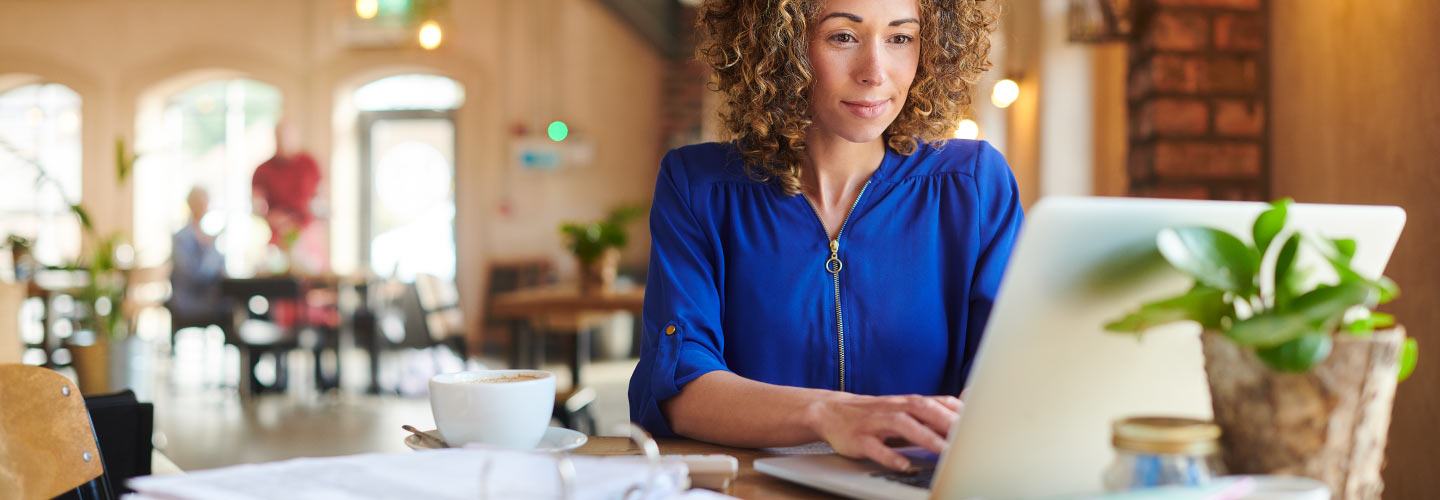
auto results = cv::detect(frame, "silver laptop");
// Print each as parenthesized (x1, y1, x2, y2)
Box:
(755, 197, 1407, 499)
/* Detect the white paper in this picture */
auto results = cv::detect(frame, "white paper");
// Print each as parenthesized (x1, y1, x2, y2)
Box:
(128, 448, 731, 500)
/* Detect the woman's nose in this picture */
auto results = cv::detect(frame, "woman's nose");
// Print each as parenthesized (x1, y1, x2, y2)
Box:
(855, 44, 888, 87)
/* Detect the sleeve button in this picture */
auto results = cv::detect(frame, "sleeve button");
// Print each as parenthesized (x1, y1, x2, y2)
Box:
(665, 325, 677, 336)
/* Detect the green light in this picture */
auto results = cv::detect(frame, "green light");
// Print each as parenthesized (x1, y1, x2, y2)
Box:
(377, 0, 410, 14)
(547, 121, 569, 142)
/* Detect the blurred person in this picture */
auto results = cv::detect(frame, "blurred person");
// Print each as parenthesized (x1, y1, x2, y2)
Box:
(252, 120, 321, 254)
(250, 120, 335, 330)
(167, 187, 228, 324)
(629, 0, 1021, 471)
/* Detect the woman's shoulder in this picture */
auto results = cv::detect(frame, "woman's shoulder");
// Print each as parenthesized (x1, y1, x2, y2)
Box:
(885, 139, 1011, 184)
(661, 141, 755, 186)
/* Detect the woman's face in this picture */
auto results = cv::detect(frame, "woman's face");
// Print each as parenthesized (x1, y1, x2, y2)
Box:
(806, 0, 921, 145)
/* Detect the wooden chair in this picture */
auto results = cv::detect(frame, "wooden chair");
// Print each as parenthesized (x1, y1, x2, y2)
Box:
(415, 273, 467, 358)
(479, 257, 555, 357)
(0, 364, 113, 500)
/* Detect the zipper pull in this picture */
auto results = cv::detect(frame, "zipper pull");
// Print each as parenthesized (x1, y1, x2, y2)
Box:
(825, 239, 843, 274)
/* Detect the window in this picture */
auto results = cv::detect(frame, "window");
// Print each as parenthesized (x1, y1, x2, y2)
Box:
(0, 80, 83, 267)
(133, 78, 282, 275)
(349, 74, 464, 281)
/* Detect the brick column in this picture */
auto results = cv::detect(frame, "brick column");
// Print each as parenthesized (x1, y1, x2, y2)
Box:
(661, 6, 708, 149)
(1127, 0, 1268, 200)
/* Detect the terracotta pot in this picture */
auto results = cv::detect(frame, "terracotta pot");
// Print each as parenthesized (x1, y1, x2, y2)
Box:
(1202, 327, 1404, 500)
(68, 333, 110, 395)
(577, 248, 620, 296)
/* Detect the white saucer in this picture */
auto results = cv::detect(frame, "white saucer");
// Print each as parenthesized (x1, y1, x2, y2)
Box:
(405, 427, 588, 452)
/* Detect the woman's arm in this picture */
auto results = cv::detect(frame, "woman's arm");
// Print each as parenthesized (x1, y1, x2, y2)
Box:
(663, 370, 963, 470)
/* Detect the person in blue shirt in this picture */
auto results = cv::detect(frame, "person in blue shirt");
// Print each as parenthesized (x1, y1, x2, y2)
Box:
(168, 187, 228, 325)
(629, 0, 1020, 471)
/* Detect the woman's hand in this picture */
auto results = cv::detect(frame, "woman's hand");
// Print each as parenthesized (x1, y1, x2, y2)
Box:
(808, 394, 964, 471)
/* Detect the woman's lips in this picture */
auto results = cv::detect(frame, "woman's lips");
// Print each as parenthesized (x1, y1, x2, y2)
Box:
(842, 99, 890, 119)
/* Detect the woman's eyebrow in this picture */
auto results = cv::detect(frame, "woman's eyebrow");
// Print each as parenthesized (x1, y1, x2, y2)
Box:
(820, 12, 864, 23)
(818, 12, 920, 27)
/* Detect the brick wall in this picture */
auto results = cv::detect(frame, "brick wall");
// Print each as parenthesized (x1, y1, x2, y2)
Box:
(1127, 0, 1269, 200)
(661, 6, 709, 150)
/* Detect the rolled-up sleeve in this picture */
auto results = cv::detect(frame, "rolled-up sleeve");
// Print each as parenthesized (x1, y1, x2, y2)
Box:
(628, 150, 730, 437)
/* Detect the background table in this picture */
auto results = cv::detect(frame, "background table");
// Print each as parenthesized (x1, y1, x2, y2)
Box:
(488, 285, 644, 388)
(574, 436, 841, 499)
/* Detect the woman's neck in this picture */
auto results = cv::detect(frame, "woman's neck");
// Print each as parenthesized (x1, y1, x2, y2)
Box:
(801, 134, 885, 210)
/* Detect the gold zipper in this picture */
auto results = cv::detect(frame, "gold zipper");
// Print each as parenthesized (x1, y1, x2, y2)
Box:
(804, 181, 869, 392)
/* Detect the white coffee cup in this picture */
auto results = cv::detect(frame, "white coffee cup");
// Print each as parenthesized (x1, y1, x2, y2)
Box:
(429, 370, 556, 449)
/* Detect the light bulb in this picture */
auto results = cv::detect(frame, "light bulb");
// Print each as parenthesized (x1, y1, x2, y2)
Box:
(992, 79, 1020, 109)
(955, 119, 980, 140)
(355, 0, 378, 19)
(419, 21, 443, 50)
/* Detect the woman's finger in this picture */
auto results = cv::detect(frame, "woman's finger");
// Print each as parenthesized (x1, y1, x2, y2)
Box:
(860, 436, 912, 471)
(929, 395, 964, 413)
(906, 396, 960, 436)
(887, 413, 948, 456)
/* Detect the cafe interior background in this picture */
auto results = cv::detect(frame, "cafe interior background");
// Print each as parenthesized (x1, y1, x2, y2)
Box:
(0, 0, 1435, 497)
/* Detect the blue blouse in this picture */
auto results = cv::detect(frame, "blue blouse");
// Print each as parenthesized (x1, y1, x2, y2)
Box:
(628, 139, 1024, 437)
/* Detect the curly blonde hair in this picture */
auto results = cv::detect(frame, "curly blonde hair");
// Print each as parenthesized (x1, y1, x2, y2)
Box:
(697, 0, 998, 195)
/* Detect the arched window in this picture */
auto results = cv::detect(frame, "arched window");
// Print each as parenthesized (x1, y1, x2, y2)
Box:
(133, 78, 282, 275)
(0, 79, 83, 268)
(349, 74, 464, 281)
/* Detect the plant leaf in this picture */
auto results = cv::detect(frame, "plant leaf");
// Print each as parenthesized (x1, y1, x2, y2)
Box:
(1227, 281, 1371, 347)
(1345, 311, 1394, 336)
(1105, 285, 1230, 334)
(115, 137, 134, 184)
(70, 204, 94, 233)
(1256, 332, 1333, 373)
(1252, 198, 1290, 257)
(1375, 276, 1399, 304)
(1332, 238, 1357, 263)
(1398, 337, 1419, 382)
(1156, 227, 1260, 296)
(1273, 233, 1303, 310)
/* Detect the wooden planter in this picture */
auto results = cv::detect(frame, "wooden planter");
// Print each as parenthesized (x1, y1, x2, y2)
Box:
(1202, 327, 1404, 500)
(577, 248, 620, 296)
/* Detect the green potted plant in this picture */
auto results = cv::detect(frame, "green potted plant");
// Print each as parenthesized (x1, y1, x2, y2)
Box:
(559, 204, 645, 295)
(1107, 198, 1418, 500)
(5, 234, 33, 282)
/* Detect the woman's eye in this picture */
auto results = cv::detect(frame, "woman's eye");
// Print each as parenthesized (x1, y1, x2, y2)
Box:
(830, 33, 857, 43)
(890, 34, 915, 45)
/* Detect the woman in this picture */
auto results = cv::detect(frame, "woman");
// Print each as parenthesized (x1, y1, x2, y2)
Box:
(628, 0, 1020, 471)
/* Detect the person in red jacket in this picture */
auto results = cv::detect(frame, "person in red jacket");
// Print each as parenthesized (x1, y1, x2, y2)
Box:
(250, 121, 336, 331)
(252, 120, 320, 250)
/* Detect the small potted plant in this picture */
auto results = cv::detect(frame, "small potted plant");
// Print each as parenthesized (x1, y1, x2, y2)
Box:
(6, 234, 33, 282)
(1107, 198, 1418, 500)
(559, 204, 644, 295)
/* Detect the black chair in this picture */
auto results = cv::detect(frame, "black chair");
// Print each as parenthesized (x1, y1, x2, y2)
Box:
(0, 364, 115, 500)
(73, 390, 154, 497)
(220, 278, 303, 395)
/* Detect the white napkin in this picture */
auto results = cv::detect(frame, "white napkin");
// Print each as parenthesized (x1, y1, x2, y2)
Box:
(128, 448, 725, 500)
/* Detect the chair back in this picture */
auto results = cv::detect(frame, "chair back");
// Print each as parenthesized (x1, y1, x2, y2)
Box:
(479, 258, 555, 352)
(0, 364, 110, 500)
(415, 273, 464, 342)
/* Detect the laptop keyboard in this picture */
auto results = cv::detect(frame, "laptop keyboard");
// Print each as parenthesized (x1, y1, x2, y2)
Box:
(870, 466, 936, 488)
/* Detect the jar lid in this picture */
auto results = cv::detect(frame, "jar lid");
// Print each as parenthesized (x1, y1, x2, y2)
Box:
(1112, 416, 1221, 455)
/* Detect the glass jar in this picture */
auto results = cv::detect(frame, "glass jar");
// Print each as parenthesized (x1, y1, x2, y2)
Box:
(1102, 416, 1226, 491)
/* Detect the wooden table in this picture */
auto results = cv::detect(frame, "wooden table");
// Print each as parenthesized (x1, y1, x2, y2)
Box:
(488, 284, 644, 388)
(573, 437, 840, 499)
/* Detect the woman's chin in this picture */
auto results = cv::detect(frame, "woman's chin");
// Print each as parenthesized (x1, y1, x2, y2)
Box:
(830, 124, 892, 145)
